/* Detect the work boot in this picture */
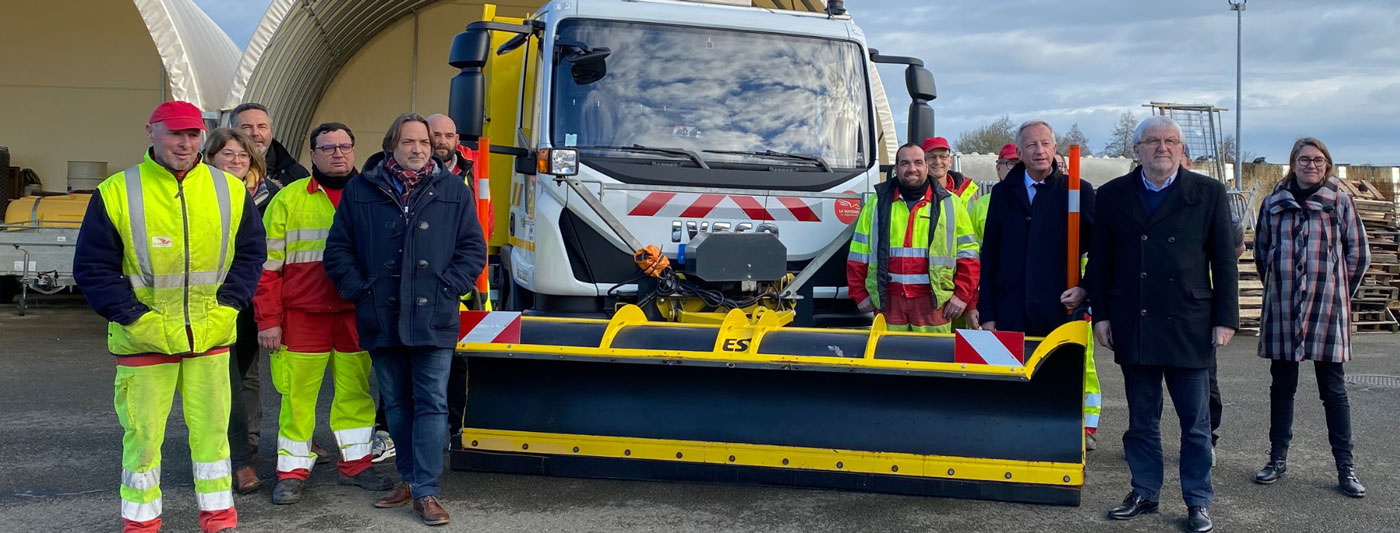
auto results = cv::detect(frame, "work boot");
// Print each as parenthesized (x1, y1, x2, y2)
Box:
(413, 496, 451, 526)
(1254, 453, 1287, 485)
(1338, 467, 1366, 498)
(234, 466, 262, 495)
(339, 467, 394, 491)
(375, 481, 413, 508)
(271, 478, 305, 505)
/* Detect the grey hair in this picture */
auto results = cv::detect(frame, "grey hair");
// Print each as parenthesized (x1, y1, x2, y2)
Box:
(1015, 120, 1054, 146)
(1132, 116, 1183, 145)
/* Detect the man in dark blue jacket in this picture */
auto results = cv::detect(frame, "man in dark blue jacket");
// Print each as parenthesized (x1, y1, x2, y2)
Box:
(324, 113, 486, 526)
(977, 120, 1095, 335)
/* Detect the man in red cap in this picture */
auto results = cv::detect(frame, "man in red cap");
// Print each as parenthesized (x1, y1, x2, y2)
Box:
(995, 143, 1019, 182)
(75, 100, 266, 533)
(969, 143, 1019, 243)
(922, 137, 982, 327)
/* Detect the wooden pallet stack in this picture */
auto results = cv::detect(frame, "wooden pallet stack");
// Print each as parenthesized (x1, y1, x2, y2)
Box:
(1340, 179, 1400, 332)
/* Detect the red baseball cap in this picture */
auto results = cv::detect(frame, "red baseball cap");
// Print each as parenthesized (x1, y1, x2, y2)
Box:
(921, 137, 951, 152)
(148, 101, 207, 132)
(998, 143, 1018, 160)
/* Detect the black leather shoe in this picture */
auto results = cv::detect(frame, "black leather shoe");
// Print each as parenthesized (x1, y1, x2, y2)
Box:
(1187, 506, 1213, 532)
(1107, 491, 1158, 520)
(1339, 467, 1366, 498)
(1254, 456, 1287, 484)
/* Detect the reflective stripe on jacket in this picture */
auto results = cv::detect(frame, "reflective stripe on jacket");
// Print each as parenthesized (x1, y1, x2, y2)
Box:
(95, 154, 249, 355)
(254, 177, 355, 330)
(846, 181, 980, 310)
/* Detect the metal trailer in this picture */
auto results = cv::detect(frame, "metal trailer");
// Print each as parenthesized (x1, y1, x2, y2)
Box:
(0, 225, 80, 315)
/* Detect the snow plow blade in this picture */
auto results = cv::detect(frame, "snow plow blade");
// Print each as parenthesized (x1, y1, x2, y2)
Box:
(452, 306, 1089, 505)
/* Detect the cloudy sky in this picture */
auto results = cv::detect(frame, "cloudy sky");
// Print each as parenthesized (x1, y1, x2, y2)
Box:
(198, 0, 1400, 164)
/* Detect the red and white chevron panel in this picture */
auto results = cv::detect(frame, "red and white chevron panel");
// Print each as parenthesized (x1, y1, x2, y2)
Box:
(953, 329, 1026, 367)
(626, 192, 821, 222)
(459, 311, 522, 344)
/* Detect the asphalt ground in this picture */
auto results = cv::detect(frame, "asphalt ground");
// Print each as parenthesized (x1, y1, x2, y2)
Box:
(2, 297, 1398, 532)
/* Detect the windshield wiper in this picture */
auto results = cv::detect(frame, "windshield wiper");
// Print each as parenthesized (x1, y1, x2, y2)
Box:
(702, 150, 831, 172)
(574, 144, 709, 169)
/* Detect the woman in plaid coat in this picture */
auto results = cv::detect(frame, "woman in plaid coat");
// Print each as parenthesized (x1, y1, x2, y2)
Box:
(1252, 137, 1369, 498)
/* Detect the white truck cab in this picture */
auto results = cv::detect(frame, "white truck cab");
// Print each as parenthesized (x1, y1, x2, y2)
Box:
(449, 0, 935, 323)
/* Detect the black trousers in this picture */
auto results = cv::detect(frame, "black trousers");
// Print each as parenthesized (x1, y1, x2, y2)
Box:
(1268, 359, 1353, 468)
(1121, 364, 1214, 507)
(228, 307, 260, 470)
(1208, 357, 1222, 446)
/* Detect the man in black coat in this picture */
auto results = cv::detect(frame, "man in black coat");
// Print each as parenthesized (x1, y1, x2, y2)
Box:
(324, 113, 486, 526)
(232, 102, 311, 187)
(977, 120, 1095, 336)
(1086, 116, 1238, 533)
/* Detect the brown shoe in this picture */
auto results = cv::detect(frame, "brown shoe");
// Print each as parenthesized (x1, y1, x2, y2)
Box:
(374, 482, 413, 508)
(413, 496, 451, 526)
(312, 442, 333, 465)
(234, 466, 262, 495)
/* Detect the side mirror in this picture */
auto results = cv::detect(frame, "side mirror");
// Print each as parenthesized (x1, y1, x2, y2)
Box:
(905, 65, 936, 146)
(448, 28, 490, 140)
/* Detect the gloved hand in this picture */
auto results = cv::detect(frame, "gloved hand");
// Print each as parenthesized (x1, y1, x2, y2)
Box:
(634, 245, 670, 278)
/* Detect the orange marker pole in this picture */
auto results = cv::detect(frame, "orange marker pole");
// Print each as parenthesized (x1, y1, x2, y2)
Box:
(474, 136, 493, 299)
(1067, 145, 1082, 295)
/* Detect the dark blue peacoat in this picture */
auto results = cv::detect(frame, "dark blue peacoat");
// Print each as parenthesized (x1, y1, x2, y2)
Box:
(323, 152, 486, 352)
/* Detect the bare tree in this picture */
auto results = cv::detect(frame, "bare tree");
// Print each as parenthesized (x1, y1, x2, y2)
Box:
(1218, 135, 1258, 163)
(1102, 111, 1137, 158)
(954, 115, 1016, 154)
(1057, 124, 1092, 156)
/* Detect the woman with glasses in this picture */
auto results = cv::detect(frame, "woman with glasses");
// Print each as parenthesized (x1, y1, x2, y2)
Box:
(1252, 137, 1369, 498)
(204, 127, 282, 495)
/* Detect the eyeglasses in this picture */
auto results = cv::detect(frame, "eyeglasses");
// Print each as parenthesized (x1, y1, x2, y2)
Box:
(218, 150, 250, 161)
(925, 154, 953, 161)
(1136, 138, 1181, 148)
(315, 143, 354, 155)
(997, 159, 1018, 166)
(1296, 156, 1328, 168)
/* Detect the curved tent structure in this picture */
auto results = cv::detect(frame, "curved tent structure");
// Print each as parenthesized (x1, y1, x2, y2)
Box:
(224, 0, 895, 163)
(134, 0, 242, 112)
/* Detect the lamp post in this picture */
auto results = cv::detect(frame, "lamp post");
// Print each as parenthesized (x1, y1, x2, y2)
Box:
(1229, 0, 1245, 189)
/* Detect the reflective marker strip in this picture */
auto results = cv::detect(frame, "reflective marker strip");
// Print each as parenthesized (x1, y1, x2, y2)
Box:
(1085, 413, 1100, 428)
(285, 228, 330, 241)
(960, 330, 1024, 368)
(461, 312, 523, 343)
(122, 467, 160, 491)
(208, 165, 232, 283)
(195, 490, 233, 511)
(335, 427, 375, 462)
(192, 459, 230, 480)
(478, 178, 490, 200)
(1085, 393, 1103, 408)
(1068, 189, 1080, 213)
(121, 498, 162, 521)
(123, 166, 154, 289)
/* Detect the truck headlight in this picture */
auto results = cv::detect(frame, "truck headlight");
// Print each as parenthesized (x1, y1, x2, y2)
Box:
(537, 148, 578, 176)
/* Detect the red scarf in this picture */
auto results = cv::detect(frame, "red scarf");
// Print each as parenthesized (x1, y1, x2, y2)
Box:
(385, 157, 437, 204)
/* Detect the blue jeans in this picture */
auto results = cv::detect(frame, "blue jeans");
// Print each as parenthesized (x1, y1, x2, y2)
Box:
(370, 346, 453, 499)
(1121, 364, 1214, 508)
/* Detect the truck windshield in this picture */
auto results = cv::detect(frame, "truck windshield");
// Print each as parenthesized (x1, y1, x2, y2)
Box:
(551, 19, 871, 171)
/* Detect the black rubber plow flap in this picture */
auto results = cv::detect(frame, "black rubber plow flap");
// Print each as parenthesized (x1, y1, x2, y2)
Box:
(453, 306, 1089, 505)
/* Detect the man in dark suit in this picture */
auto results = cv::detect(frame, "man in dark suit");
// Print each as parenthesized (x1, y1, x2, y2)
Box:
(976, 120, 1095, 336)
(1086, 116, 1238, 533)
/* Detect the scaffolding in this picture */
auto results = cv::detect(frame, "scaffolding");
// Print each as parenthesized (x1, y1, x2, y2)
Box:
(1143, 102, 1229, 183)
